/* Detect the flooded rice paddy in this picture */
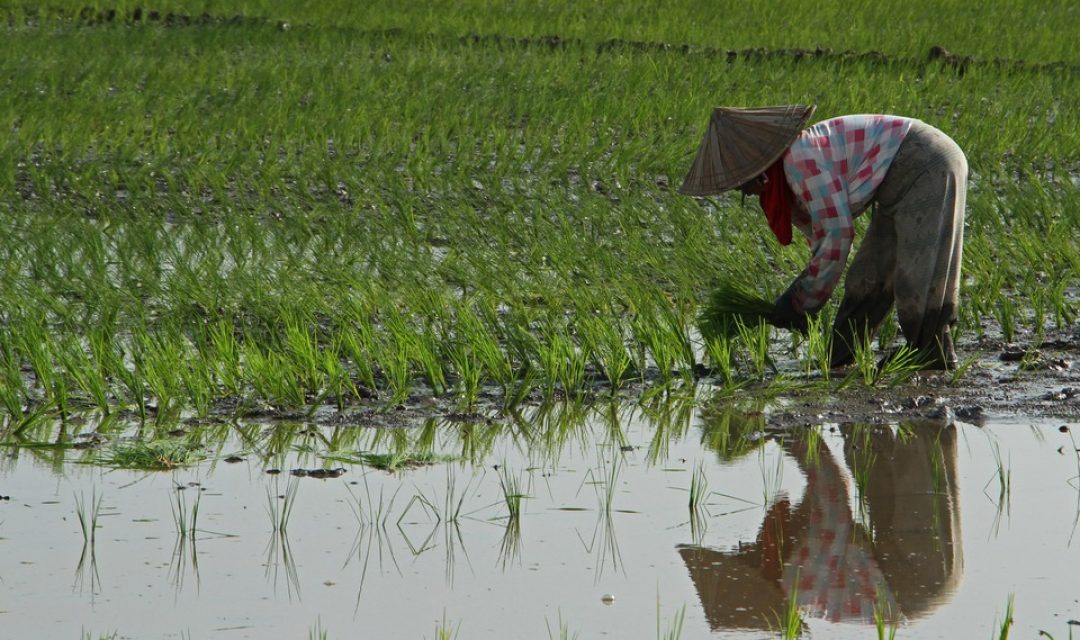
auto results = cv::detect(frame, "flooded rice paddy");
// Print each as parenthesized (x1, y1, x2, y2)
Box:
(3, 399, 1079, 639)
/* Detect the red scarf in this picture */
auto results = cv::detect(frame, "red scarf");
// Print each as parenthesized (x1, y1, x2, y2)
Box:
(759, 159, 795, 246)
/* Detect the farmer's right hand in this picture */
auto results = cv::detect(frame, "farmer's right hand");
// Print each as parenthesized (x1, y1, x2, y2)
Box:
(768, 293, 809, 335)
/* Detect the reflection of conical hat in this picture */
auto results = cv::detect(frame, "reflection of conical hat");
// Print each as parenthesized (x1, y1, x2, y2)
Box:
(679, 105, 816, 196)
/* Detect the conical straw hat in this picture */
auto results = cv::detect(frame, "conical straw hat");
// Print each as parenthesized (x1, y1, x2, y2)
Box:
(679, 105, 816, 196)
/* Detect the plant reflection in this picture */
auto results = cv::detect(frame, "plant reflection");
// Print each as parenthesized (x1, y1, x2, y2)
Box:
(679, 420, 961, 630)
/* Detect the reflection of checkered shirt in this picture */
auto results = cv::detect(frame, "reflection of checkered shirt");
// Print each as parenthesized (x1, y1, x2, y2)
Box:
(783, 115, 912, 312)
(783, 461, 897, 622)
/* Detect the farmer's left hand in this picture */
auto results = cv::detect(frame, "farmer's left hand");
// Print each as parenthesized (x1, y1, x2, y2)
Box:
(769, 293, 809, 334)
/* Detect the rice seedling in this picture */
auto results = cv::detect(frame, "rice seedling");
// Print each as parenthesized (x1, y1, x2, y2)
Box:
(736, 318, 775, 381)
(308, 621, 330, 640)
(874, 591, 900, 640)
(698, 282, 775, 342)
(984, 440, 1012, 514)
(702, 333, 736, 386)
(656, 598, 687, 640)
(74, 487, 103, 545)
(769, 576, 805, 639)
(266, 477, 300, 534)
(800, 312, 833, 382)
(498, 465, 527, 523)
(434, 612, 462, 640)
(100, 440, 204, 470)
(996, 594, 1016, 640)
(545, 613, 580, 640)
(171, 488, 200, 541)
(687, 462, 710, 543)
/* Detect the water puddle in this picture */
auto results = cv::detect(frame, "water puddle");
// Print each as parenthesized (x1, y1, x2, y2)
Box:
(2, 400, 1078, 638)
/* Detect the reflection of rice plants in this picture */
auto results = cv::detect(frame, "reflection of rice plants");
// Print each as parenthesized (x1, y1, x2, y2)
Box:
(171, 489, 200, 541)
(687, 462, 710, 543)
(984, 440, 1012, 528)
(74, 488, 103, 546)
(74, 488, 104, 596)
(497, 466, 526, 565)
(265, 478, 302, 598)
(267, 478, 300, 534)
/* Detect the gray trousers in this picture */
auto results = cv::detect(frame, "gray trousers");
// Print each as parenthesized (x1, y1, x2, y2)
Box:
(830, 121, 968, 369)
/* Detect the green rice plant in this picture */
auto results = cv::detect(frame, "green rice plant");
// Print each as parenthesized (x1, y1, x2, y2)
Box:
(545, 613, 580, 640)
(376, 330, 414, 407)
(497, 465, 526, 566)
(266, 477, 300, 534)
(770, 575, 805, 639)
(985, 441, 1012, 512)
(243, 343, 305, 408)
(537, 321, 586, 397)
(702, 333, 736, 386)
(996, 296, 1018, 343)
(498, 465, 526, 523)
(461, 304, 515, 393)
(58, 336, 110, 415)
(326, 451, 456, 473)
(874, 591, 900, 640)
(656, 599, 687, 640)
(688, 461, 710, 543)
(631, 303, 694, 383)
(698, 282, 774, 342)
(138, 330, 186, 422)
(101, 440, 204, 471)
(877, 345, 925, 386)
(0, 333, 28, 419)
(447, 342, 482, 409)
(171, 489, 201, 541)
(308, 621, 329, 640)
(800, 312, 833, 382)
(735, 318, 774, 381)
(996, 594, 1016, 640)
(338, 320, 379, 395)
(177, 349, 216, 418)
(19, 326, 69, 419)
(434, 612, 461, 640)
(850, 328, 880, 386)
(207, 319, 243, 397)
(74, 487, 103, 545)
(579, 314, 634, 392)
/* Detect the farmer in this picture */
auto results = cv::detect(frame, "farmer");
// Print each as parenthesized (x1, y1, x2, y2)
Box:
(681, 105, 967, 370)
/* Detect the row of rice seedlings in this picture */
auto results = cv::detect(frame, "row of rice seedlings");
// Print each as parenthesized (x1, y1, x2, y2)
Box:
(10, 0, 1080, 65)
(1, 18, 1078, 410)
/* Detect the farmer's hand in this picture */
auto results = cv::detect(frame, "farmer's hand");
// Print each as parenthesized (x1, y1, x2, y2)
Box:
(769, 293, 809, 334)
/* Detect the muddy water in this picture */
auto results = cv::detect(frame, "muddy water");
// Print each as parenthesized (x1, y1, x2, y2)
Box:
(1, 404, 1078, 639)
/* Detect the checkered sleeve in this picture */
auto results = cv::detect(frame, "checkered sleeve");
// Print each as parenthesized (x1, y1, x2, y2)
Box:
(782, 141, 854, 313)
(780, 115, 911, 314)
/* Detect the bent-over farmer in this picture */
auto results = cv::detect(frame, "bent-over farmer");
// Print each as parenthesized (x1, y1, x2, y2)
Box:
(681, 105, 967, 370)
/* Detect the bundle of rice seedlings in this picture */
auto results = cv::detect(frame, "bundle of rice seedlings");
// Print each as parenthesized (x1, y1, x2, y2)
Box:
(698, 281, 775, 341)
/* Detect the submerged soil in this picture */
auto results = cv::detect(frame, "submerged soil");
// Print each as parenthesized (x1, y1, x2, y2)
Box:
(764, 329, 1080, 430)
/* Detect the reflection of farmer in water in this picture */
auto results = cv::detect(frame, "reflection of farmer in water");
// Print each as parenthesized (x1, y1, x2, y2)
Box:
(681, 106, 968, 370)
(679, 421, 962, 630)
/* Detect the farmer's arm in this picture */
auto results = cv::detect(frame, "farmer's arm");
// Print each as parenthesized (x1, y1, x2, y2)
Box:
(780, 151, 854, 315)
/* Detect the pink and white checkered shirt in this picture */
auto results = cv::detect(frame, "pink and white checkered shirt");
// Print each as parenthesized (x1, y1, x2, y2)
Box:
(782, 115, 913, 312)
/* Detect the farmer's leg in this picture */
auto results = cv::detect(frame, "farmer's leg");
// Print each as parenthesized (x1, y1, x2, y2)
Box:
(887, 123, 967, 369)
(829, 212, 897, 368)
